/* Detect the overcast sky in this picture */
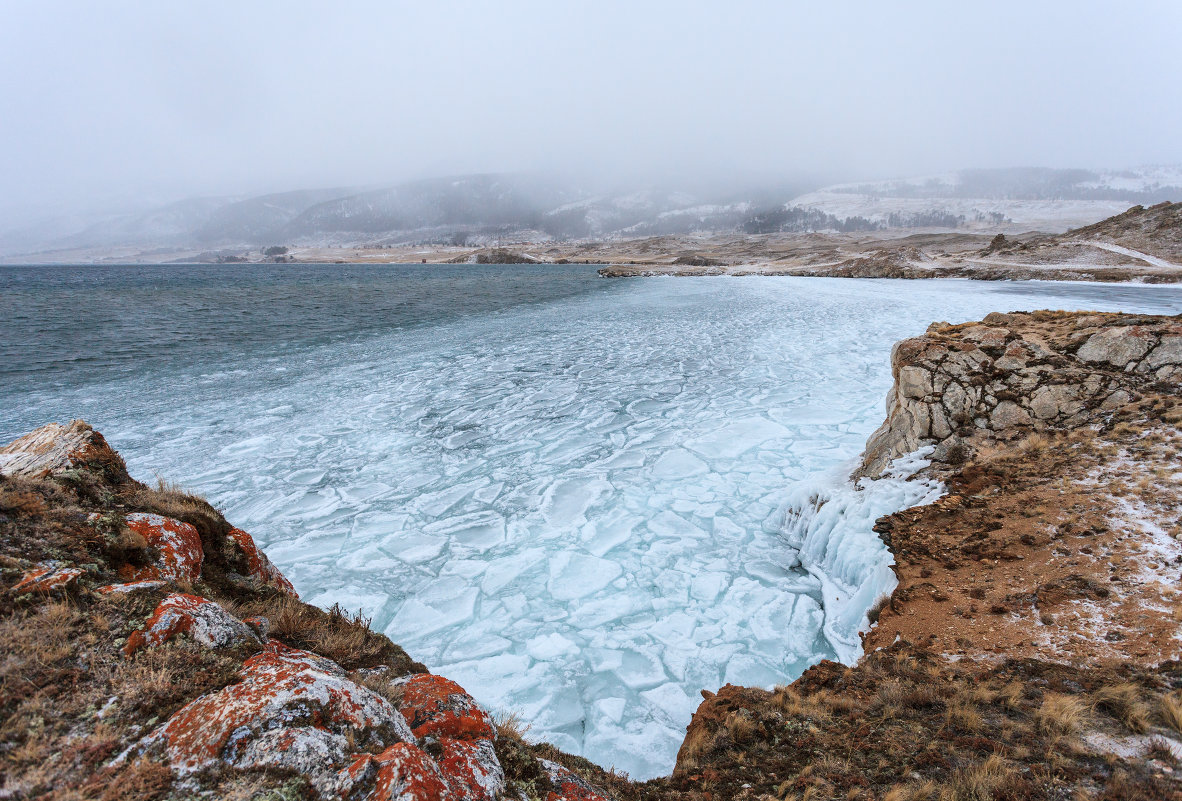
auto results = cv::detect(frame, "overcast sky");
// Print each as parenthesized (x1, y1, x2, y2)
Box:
(1, 1, 1180, 218)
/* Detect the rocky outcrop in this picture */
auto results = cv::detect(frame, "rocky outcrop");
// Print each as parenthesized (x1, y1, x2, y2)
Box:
(123, 593, 258, 654)
(0, 419, 130, 481)
(857, 310, 1182, 478)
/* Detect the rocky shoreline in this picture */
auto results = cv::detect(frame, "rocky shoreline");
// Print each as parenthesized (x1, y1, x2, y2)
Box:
(2, 310, 1181, 800)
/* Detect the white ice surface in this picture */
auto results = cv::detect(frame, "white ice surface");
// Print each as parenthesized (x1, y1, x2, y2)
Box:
(13, 277, 1182, 780)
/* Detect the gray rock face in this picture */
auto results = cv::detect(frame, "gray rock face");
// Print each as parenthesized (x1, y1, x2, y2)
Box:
(856, 312, 1182, 479)
(0, 420, 100, 477)
(1077, 327, 1153, 366)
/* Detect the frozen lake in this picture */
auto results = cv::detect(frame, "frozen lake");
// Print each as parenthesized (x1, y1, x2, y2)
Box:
(4, 264, 1181, 778)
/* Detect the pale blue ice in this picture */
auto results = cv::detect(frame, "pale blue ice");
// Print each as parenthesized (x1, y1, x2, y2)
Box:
(12, 276, 1182, 779)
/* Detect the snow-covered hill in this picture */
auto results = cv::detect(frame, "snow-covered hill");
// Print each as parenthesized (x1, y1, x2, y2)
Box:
(789, 166, 1182, 233)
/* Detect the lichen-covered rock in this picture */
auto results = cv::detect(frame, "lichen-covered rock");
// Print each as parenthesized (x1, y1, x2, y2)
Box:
(227, 527, 298, 596)
(367, 742, 455, 801)
(541, 759, 612, 801)
(124, 593, 257, 655)
(395, 674, 496, 741)
(857, 312, 1182, 478)
(119, 512, 203, 584)
(437, 739, 504, 801)
(1076, 326, 1154, 366)
(138, 641, 413, 786)
(97, 579, 167, 595)
(0, 419, 129, 481)
(11, 562, 83, 594)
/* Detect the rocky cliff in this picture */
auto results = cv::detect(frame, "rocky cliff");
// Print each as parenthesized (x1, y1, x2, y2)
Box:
(857, 310, 1182, 478)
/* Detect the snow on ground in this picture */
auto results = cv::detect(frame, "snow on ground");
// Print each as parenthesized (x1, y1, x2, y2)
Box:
(787, 191, 1133, 232)
(10, 277, 1182, 779)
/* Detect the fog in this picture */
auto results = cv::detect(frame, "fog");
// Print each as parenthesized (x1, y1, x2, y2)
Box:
(2, 1, 1180, 221)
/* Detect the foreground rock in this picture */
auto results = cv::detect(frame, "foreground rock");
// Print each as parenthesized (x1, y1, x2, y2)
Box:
(0, 421, 616, 800)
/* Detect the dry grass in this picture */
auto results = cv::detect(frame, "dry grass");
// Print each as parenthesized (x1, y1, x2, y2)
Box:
(1035, 693, 1090, 736)
(240, 596, 419, 673)
(941, 754, 1018, 801)
(725, 710, 757, 744)
(676, 723, 713, 772)
(1157, 692, 1182, 735)
(1093, 683, 1151, 734)
(492, 709, 531, 743)
(945, 698, 983, 732)
(883, 781, 940, 801)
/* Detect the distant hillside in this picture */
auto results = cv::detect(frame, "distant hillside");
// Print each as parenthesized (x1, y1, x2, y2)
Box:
(790, 166, 1182, 234)
(2, 167, 1178, 260)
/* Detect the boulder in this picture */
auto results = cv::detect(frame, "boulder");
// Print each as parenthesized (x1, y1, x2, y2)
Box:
(0, 419, 129, 481)
(227, 527, 298, 596)
(363, 742, 455, 801)
(12, 562, 83, 594)
(1076, 327, 1153, 367)
(124, 593, 257, 655)
(138, 641, 414, 791)
(1146, 335, 1182, 369)
(119, 513, 203, 584)
(541, 759, 612, 801)
(395, 674, 496, 741)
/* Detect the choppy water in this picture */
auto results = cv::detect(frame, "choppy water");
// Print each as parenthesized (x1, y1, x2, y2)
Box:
(3, 264, 1180, 778)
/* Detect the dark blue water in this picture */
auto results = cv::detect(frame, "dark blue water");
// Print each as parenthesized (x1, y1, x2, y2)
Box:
(0, 262, 609, 396)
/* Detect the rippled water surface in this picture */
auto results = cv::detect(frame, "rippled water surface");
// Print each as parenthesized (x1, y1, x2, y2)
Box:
(3, 264, 1180, 778)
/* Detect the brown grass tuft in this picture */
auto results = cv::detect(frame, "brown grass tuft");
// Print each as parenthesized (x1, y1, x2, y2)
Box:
(1093, 683, 1151, 734)
(491, 709, 531, 743)
(1157, 692, 1182, 735)
(943, 754, 1017, 801)
(1036, 693, 1090, 736)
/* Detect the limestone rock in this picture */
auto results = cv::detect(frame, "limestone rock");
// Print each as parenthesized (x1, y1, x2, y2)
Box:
(1146, 335, 1182, 369)
(138, 641, 414, 783)
(0, 420, 128, 481)
(437, 738, 504, 801)
(856, 311, 1182, 478)
(97, 579, 167, 595)
(395, 674, 496, 742)
(1076, 327, 1153, 367)
(541, 758, 613, 801)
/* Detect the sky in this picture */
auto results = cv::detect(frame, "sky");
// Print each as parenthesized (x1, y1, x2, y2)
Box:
(1, 0, 1180, 220)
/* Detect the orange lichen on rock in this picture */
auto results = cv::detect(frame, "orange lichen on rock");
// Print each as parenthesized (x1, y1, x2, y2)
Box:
(542, 759, 611, 801)
(137, 641, 412, 794)
(118, 512, 203, 584)
(395, 673, 495, 741)
(97, 579, 167, 595)
(11, 562, 84, 594)
(364, 742, 456, 801)
(123, 593, 257, 655)
(227, 526, 297, 596)
(437, 739, 503, 801)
